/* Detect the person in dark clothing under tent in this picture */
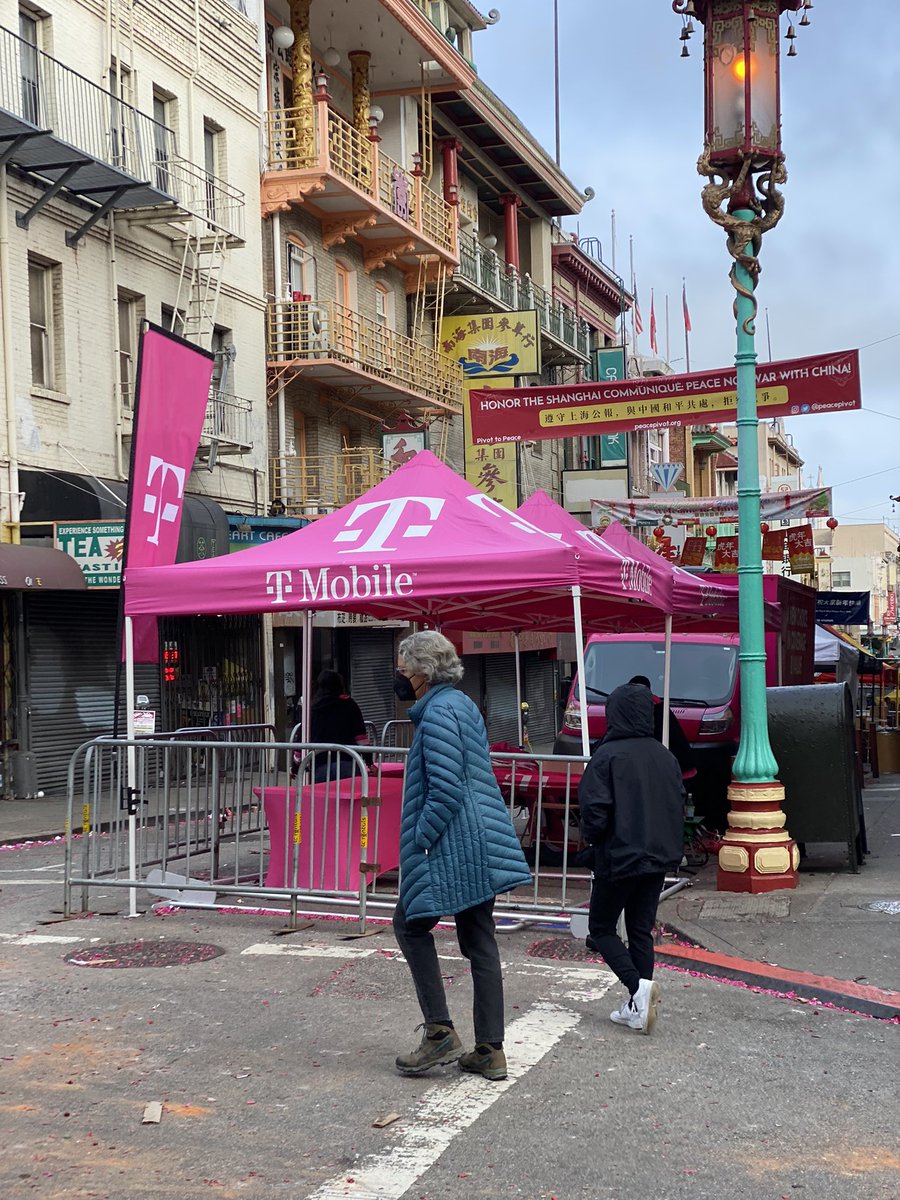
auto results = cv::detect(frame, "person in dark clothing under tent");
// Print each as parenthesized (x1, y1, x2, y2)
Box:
(291, 669, 369, 782)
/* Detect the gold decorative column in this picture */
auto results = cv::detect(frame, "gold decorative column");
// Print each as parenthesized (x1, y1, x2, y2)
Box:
(289, 0, 315, 166)
(348, 51, 371, 140)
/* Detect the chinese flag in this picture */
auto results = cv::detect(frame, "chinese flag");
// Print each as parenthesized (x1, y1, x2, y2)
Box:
(682, 282, 692, 334)
(649, 290, 658, 354)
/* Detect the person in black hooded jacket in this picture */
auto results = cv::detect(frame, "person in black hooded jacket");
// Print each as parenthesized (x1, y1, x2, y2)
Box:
(291, 670, 369, 782)
(578, 683, 684, 1034)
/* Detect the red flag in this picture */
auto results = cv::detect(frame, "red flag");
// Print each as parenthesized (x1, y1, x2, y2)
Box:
(633, 279, 643, 336)
(649, 290, 657, 354)
(682, 282, 692, 334)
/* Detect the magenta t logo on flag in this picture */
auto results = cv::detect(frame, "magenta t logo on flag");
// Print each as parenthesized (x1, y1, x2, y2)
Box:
(126, 328, 214, 570)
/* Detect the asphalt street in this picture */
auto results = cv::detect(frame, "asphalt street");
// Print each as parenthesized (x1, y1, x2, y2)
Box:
(0, 838, 897, 1200)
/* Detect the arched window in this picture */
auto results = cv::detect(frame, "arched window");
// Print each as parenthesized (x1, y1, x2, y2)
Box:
(286, 236, 316, 300)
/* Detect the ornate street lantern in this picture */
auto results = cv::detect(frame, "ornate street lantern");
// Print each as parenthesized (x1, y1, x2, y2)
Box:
(670, 0, 812, 895)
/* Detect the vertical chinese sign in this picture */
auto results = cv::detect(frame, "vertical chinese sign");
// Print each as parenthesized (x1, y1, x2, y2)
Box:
(439, 311, 541, 510)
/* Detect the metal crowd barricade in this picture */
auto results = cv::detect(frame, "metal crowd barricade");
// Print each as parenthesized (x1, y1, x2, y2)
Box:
(63, 737, 688, 933)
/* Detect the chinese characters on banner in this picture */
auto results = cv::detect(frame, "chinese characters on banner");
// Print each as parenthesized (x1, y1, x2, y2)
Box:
(439, 311, 541, 379)
(714, 536, 739, 573)
(886, 590, 897, 625)
(680, 536, 708, 568)
(762, 528, 788, 561)
(786, 525, 815, 575)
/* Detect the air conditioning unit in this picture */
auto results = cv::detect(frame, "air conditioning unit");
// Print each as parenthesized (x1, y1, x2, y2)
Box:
(304, 304, 331, 355)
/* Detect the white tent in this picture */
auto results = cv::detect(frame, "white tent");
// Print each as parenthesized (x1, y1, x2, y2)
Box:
(814, 625, 859, 692)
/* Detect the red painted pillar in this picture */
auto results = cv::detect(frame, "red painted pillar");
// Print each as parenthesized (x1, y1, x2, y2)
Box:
(439, 137, 461, 206)
(501, 194, 522, 271)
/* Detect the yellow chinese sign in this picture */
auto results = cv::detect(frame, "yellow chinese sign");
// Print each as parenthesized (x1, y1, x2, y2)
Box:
(537, 386, 790, 430)
(464, 378, 519, 510)
(440, 311, 540, 380)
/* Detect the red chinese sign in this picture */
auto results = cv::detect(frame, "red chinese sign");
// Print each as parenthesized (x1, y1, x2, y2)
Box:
(787, 525, 815, 575)
(886, 590, 897, 624)
(680, 536, 708, 568)
(469, 348, 861, 444)
(714, 536, 739, 573)
(762, 528, 787, 561)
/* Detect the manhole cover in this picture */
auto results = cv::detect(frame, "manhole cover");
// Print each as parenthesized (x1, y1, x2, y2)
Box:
(862, 900, 900, 915)
(64, 941, 226, 969)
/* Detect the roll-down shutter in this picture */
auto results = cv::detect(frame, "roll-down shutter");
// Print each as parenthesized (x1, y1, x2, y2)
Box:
(347, 628, 398, 742)
(524, 656, 556, 750)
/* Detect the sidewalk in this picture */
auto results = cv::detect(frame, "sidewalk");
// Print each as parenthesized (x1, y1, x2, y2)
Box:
(0, 791, 70, 844)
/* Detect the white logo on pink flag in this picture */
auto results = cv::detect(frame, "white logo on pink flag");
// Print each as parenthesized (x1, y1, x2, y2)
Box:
(142, 456, 187, 546)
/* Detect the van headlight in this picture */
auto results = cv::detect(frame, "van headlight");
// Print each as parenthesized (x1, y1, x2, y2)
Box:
(563, 704, 582, 732)
(698, 707, 733, 736)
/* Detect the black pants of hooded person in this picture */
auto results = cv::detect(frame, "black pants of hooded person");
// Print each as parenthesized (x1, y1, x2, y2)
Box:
(586, 872, 666, 996)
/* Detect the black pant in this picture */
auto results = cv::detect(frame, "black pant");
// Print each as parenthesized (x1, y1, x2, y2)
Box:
(587, 871, 666, 997)
(392, 897, 504, 1046)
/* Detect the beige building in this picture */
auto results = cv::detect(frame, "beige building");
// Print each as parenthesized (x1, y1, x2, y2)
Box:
(830, 522, 900, 633)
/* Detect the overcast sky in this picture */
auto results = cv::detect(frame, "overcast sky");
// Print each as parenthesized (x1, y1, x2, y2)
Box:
(474, 0, 899, 528)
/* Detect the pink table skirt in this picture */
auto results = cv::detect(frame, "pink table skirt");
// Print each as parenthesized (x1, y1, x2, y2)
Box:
(256, 775, 404, 892)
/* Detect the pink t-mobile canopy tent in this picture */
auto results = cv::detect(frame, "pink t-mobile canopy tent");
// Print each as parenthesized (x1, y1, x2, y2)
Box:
(124, 451, 590, 628)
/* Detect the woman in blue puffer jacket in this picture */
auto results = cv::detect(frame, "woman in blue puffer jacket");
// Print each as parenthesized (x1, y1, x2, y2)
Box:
(392, 631, 531, 1083)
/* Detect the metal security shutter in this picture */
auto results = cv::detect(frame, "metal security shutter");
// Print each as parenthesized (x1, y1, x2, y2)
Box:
(25, 592, 160, 794)
(347, 629, 397, 740)
(483, 654, 519, 745)
(525, 656, 556, 750)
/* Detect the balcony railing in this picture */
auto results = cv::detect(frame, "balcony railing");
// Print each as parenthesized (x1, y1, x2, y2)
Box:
(455, 230, 591, 360)
(0, 24, 244, 238)
(271, 450, 391, 515)
(201, 392, 253, 450)
(266, 299, 462, 413)
(264, 103, 455, 257)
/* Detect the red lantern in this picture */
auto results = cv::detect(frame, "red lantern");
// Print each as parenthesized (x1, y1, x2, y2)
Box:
(826, 517, 839, 530)
(653, 526, 666, 539)
(760, 522, 770, 534)
(705, 525, 717, 538)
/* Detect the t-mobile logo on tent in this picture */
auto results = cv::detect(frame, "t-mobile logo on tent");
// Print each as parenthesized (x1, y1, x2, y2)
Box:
(142, 457, 186, 546)
(334, 497, 444, 554)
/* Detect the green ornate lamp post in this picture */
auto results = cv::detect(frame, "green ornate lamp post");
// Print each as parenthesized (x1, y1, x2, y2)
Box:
(673, 0, 811, 891)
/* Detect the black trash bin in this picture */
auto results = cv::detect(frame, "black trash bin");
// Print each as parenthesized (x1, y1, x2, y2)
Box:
(766, 682, 866, 871)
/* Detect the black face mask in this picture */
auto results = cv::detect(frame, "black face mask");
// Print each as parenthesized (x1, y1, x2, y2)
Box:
(394, 671, 418, 702)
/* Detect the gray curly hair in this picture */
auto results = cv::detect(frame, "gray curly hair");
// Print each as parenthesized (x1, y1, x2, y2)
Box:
(398, 630, 464, 685)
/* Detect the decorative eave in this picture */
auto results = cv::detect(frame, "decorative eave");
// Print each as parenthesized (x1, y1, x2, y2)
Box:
(552, 242, 629, 315)
(676, 1, 802, 20)
(379, 0, 477, 90)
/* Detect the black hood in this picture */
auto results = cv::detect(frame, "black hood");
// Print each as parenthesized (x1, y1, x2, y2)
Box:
(604, 683, 655, 741)
(312, 694, 347, 711)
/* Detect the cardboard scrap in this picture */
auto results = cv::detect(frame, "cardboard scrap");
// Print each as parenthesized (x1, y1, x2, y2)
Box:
(272, 922, 315, 937)
(372, 1112, 401, 1129)
(142, 1102, 163, 1125)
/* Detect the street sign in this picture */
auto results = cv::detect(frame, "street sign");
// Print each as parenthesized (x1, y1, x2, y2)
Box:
(650, 462, 684, 491)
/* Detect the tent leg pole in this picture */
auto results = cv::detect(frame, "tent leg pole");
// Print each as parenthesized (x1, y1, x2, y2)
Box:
(662, 614, 672, 748)
(125, 615, 138, 918)
(514, 631, 524, 747)
(301, 611, 313, 743)
(571, 586, 590, 757)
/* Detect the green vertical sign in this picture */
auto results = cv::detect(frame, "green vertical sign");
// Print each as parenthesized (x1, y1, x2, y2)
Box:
(593, 346, 627, 383)
(599, 433, 628, 467)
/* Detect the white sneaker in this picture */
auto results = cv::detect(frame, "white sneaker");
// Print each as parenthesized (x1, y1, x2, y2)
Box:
(633, 978, 661, 1034)
(609, 1000, 642, 1030)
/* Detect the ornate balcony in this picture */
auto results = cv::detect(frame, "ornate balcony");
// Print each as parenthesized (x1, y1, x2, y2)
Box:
(0, 24, 244, 243)
(271, 450, 391, 517)
(266, 300, 462, 416)
(455, 231, 591, 363)
(262, 95, 456, 274)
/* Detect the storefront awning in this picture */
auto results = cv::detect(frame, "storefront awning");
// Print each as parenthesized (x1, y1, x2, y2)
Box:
(0, 544, 87, 590)
(19, 469, 230, 562)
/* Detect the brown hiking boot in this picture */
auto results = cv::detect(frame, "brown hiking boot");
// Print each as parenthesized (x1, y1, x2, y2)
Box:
(395, 1024, 463, 1076)
(459, 1044, 507, 1081)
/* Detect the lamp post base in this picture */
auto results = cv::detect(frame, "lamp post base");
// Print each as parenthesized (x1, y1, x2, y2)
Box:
(716, 781, 799, 893)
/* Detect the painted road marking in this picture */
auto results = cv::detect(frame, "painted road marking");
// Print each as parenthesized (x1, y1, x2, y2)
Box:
(304, 1003, 585, 1200)
(241, 942, 382, 960)
(0, 932, 84, 945)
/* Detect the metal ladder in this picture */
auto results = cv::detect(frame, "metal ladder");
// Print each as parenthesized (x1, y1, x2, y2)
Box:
(171, 226, 227, 348)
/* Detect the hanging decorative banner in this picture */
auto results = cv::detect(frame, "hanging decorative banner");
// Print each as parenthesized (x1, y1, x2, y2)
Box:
(591, 487, 832, 527)
(762, 528, 787, 561)
(815, 591, 870, 626)
(713, 535, 739, 573)
(680, 536, 708, 568)
(440, 311, 541, 379)
(463, 378, 519, 510)
(886, 590, 898, 624)
(787, 524, 815, 575)
(469, 348, 861, 443)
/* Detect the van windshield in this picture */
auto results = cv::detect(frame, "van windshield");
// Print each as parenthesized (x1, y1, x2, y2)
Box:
(582, 641, 739, 708)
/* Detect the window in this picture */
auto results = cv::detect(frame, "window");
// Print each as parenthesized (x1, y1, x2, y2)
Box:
(203, 121, 223, 220)
(210, 327, 235, 395)
(152, 90, 175, 192)
(374, 283, 392, 329)
(335, 261, 355, 354)
(28, 258, 57, 389)
(109, 61, 133, 170)
(286, 238, 316, 300)
(117, 293, 138, 407)
(19, 9, 41, 125)
(832, 572, 852, 589)
(161, 303, 185, 338)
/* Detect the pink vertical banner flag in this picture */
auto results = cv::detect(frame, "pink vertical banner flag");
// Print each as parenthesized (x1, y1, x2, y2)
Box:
(124, 325, 214, 661)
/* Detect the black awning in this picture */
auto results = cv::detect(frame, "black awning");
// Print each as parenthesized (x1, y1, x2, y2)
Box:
(0, 544, 86, 590)
(19, 470, 230, 562)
